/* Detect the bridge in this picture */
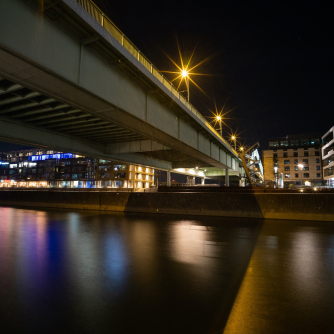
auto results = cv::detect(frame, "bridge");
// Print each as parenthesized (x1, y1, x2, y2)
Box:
(0, 0, 243, 185)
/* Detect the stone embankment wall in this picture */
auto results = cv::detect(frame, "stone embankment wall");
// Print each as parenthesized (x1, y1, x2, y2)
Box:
(0, 190, 333, 221)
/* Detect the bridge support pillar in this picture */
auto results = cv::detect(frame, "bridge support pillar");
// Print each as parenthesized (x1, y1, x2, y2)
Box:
(225, 168, 229, 187)
(201, 177, 205, 185)
(167, 170, 171, 187)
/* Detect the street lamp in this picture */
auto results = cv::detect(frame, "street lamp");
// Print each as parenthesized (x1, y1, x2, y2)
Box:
(298, 164, 304, 186)
(231, 135, 236, 150)
(182, 70, 189, 101)
(216, 115, 222, 136)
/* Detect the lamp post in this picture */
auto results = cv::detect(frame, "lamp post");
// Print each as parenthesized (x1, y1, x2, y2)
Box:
(182, 70, 189, 101)
(216, 115, 222, 136)
(298, 164, 304, 186)
(231, 136, 236, 150)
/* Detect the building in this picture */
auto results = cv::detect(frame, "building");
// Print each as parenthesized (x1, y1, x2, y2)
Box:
(0, 149, 154, 190)
(263, 134, 323, 188)
(322, 126, 334, 187)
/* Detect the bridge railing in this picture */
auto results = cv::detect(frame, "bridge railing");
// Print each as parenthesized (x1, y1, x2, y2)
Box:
(75, 0, 235, 154)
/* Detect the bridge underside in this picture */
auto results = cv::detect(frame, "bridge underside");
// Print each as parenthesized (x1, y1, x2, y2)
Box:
(0, 0, 242, 178)
(0, 75, 217, 171)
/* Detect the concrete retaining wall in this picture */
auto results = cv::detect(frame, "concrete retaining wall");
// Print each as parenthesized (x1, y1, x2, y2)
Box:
(0, 190, 333, 221)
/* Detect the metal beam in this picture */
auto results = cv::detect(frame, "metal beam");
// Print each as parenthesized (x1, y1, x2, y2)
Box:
(9, 104, 69, 119)
(0, 98, 56, 114)
(0, 83, 23, 96)
(22, 109, 81, 122)
(48, 118, 103, 130)
(34, 111, 86, 125)
(83, 129, 131, 138)
(0, 91, 40, 107)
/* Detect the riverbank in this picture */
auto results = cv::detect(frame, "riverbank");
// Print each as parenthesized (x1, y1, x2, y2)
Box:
(0, 189, 333, 221)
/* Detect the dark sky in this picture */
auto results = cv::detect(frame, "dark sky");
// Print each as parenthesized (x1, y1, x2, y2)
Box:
(92, 0, 332, 150)
(1, 1, 331, 152)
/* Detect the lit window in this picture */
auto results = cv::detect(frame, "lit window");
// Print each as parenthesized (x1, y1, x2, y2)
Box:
(280, 140, 288, 147)
(284, 160, 290, 164)
(285, 174, 290, 178)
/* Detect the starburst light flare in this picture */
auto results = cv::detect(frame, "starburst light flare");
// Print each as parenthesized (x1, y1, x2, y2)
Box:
(160, 40, 217, 102)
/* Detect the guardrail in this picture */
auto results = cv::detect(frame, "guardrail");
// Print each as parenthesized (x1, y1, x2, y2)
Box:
(75, 0, 236, 154)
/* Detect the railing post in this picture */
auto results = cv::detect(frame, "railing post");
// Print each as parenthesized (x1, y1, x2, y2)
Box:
(138, 51, 140, 61)
(101, 13, 104, 26)
(122, 34, 124, 46)
(151, 64, 153, 73)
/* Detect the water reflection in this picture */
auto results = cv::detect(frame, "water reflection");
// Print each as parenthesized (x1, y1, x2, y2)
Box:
(224, 220, 334, 334)
(0, 207, 262, 334)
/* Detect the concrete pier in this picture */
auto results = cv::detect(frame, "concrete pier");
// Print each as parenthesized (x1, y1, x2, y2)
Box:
(0, 190, 333, 221)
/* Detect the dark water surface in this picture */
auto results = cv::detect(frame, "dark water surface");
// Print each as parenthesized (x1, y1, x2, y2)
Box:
(1, 207, 334, 334)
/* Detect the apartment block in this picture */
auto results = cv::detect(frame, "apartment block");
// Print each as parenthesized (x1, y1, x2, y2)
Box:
(0, 149, 154, 189)
(263, 134, 322, 188)
(322, 126, 334, 187)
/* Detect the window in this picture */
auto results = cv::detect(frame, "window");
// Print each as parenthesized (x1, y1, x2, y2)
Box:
(301, 139, 309, 146)
(283, 153, 287, 157)
(294, 159, 298, 164)
(269, 141, 279, 147)
(114, 165, 126, 171)
(303, 167, 309, 171)
(317, 173, 321, 178)
(280, 140, 288, 147)
(311, 139, 320, 145)
(290, 140, 299, 146)
(315, 151, 319, 156)
(273, 153, 277, 158)
(114, 172, 126, 178)
(295, 173, 299, 178)
(316, 158, 320, 163)
(304, 151, 309, 157)
(284, 160, 290, 164)
(303, 159, 308, 164)
(316, 166, 320, 170)
(284, 167, 290, 171)
(304, 173, 309, 177)
(293, 152, 298, 157)
(285, 174, 290, 178)
(295, 166, 298, 171)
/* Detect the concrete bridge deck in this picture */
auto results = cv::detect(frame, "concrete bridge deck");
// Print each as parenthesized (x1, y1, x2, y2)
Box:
(0, 0, 242, 180)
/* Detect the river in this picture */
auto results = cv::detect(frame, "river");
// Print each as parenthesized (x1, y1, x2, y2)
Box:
(0, 207, 334, 333)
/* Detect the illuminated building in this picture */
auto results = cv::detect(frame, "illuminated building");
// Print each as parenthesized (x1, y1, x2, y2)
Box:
(0, 149, 154, 190)
(262, 134, 323, 188)
(322, 126, 334, 187)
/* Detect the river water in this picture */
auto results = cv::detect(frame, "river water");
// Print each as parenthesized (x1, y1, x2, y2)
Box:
(0, 207, 334, 334)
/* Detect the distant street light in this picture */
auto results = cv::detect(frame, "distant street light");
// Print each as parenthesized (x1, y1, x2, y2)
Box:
(298, 164, 304, 185)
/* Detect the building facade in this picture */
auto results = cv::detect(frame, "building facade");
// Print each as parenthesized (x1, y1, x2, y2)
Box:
(322, 126, 334, 187)
(263, 134, 323, 188)
(0, 149, 154, 190)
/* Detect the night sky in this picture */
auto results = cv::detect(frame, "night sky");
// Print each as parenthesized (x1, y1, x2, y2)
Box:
(1, 1, 331, 153)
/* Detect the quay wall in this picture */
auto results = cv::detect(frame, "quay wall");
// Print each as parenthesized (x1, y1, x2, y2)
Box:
(0, 190, 333, 221)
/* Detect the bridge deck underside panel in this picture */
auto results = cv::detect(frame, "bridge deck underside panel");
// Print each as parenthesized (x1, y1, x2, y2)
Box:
(0, 77, 146, 144)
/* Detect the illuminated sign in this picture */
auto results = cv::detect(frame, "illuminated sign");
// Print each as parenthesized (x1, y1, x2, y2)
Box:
(0, 161, 9, 165)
